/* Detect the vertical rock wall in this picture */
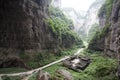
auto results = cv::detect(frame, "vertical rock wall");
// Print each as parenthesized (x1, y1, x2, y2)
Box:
(103, 0, 120, 56)
(89, 0, 120, 57)
(0, 0, 58, 51)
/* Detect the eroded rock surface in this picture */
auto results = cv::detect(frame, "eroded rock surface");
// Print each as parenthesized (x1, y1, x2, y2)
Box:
(0, 0, 52, 50)
(88, 0, 120, 57)
(56, 69, 74, 80)
(37, 71, 51, 80)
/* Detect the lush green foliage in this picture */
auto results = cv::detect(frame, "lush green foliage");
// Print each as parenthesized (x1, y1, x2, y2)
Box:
(88, 23, 110, 50)
(19, 6, 84, 69)
(28, 73, 38, 80)
(27, 6, 84, 68)
(96, 0, 113, 38)
(91, 23, 110, 40)
(2, 50, 117, 80)
(73, 55, 117, 80)
(2, 76, 22, 80)
(46, 6, 83, 48)
(89, 0, 113, 50)
(44, 50, 118, 80)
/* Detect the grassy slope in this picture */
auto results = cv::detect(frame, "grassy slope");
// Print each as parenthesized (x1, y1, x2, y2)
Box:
(3, 49, 117, 80)
(44, 50, 118, 80)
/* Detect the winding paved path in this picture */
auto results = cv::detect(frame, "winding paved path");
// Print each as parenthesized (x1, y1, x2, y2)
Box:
(0, 48, 84, 77)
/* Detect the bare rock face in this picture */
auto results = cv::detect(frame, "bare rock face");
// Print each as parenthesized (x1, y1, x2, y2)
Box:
(102, 0, 120, 57)
(56, 69, 74, 80)
(109, 0, 120, 52)
(0, 0, 58, 51)
(89, 0, 120, 55)
(37, 71, 51, 80)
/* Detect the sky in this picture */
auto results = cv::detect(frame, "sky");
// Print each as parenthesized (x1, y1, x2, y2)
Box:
(61, 0, 95, 11)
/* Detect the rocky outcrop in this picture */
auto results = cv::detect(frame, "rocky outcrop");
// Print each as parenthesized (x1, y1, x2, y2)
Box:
(37, 71, 51, 80)
(54, 69, 73, 80)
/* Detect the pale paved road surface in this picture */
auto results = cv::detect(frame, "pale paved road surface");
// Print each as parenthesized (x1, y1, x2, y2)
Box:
(0, 48, 83, 77)
(74, 48, 84, 55)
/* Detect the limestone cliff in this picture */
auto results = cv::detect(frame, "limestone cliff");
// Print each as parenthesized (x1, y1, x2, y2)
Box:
(0, 0, 51, 50)
(78, 0, 105, 41)
(88, 0, 120, 77)
(103, 0, 120, 57)
(62, 8, 86, 32)
(0, 0, 83, 68)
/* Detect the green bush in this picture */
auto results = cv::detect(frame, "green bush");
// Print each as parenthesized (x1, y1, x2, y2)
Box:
(19, 51, 29, 60)
(81, 55, 118, 80)
(2, 76, 11, 80)
(70, 50, 118, 80)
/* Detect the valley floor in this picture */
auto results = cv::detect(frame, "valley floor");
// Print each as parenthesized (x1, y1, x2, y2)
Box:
(44, 50, 118, 80)
(0, 48, 118, 80)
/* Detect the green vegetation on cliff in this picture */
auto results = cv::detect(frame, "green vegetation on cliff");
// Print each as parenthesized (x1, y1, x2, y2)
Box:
(46, 6, 84, 48)
(0, 5, 84, 72)
(88, 23, 110, 50)
(25, 5, 84, 68)
(22, 6, 84, 69)
(88, 0, 113, 50)
(98, 0, 113, 20)
(87, 23, 99, 42)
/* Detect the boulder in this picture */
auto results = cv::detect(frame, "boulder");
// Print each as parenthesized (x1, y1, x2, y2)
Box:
(0, 56, 28, 69)
(56, 69, 73, 80)
(37, 71, 51, 80)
